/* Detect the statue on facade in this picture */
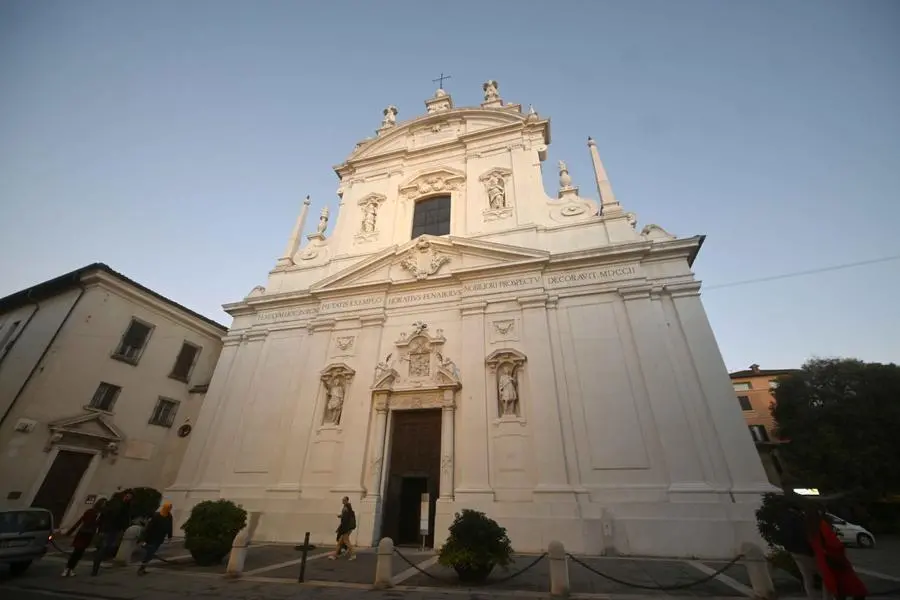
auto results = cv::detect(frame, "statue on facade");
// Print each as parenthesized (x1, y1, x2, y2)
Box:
(361, 200, 378, 233)
(323, 375, 345, 425)
(483, 80, 500, 102)
(437, 352, 460, 381)
(381, 105, 398, 128)
(486, 174, 507, 209)
(498, 364, 519, 416)
(316, 206, 330, 235)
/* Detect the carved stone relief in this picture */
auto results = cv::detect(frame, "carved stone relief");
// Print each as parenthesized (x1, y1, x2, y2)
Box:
(332, 335, 356, 357)
(486, 349, 527, 418)
(479, 168, 513, 222)
(399, 238, 451, 280)
(373, 323, 461, 393)
(490, 318, 519, 344)
(320, 364, 355, 426)
(398, 168, 465, 202)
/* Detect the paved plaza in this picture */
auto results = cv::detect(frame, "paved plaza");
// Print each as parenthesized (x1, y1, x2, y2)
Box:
(1, 537, 899, 599)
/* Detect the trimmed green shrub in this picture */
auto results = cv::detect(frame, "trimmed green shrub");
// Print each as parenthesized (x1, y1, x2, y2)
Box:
(181, 500, 247, 566)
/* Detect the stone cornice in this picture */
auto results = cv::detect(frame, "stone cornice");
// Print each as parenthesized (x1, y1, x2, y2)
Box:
(81, 271, 227, 340)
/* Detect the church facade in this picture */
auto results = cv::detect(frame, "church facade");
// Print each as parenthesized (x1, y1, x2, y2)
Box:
(168, 82, 774, 558)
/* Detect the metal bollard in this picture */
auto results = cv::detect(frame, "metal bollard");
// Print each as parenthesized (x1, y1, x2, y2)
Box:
(741, 542, 775, 600)
(225, 527, 250, 579)
(373, 537, 394, 589)
(297, 532, 311, 583)
(114, 525, 142, 566)
(548, 540, 570, 597)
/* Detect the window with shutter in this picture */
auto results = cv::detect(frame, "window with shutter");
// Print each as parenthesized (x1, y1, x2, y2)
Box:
(89, 382, 122, 412)
(112, 318, 154, 364)
(149, 398, 179, 428)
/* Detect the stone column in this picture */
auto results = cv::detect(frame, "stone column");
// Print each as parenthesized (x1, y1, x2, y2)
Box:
(439, 390, 456, 500)
(518, 295, 572, 495)
(333, 315, 385, 495)
(366, 395, 389, 498)
(619, 285, 705, 489)
(454, 301, 492, 501)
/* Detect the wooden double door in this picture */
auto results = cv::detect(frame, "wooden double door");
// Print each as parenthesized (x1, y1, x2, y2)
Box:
(380, 409, 442, 548)
(31, 450, 93, 527)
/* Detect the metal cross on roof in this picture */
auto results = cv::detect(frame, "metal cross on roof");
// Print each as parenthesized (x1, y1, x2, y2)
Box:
(432, 72, 452, 89)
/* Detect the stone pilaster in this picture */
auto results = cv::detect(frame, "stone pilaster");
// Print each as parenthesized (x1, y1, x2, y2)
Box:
(439, 390, 456, 500)
(618, 285, 707, 491)
(454, 301, 492, 501)
(333, 315, 385, 495)
(276, 318, 335, 490)
(518, 294, 573, 497)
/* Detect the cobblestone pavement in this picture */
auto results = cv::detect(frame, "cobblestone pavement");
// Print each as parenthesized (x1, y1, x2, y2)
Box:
(2, 537, 898, 600)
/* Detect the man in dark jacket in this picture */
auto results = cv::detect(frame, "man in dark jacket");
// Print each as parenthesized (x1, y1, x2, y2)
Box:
(137, 502, 173, 575)
(91, 490, 134, 576)
(328, 497, 356, 561)
(779, 504, 819, 600)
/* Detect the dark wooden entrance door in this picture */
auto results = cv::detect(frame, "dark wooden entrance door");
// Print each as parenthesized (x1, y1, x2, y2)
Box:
(31, 450, 93, 527)
(381, 409, 441, 547)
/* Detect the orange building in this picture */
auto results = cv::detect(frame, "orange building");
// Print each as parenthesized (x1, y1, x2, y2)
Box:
(729, 364, 799, 488)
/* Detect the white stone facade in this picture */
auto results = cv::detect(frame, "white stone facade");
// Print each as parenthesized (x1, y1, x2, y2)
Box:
(168, 85, 775, 558)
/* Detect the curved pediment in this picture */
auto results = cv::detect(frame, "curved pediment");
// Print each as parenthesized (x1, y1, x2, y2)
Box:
(338, 108, 548, 167)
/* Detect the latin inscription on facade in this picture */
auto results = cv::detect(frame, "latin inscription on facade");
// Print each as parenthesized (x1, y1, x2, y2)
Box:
(256, 307, 318, 323)
(253, 264, 641, 321)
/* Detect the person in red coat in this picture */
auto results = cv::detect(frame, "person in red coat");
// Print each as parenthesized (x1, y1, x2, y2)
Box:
(59, 498, 107, 577)
(807, 508, 868, 600)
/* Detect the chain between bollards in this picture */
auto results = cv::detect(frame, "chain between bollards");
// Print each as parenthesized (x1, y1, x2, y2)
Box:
(392, 546, 548, 587)
(567, 552, 745, 591)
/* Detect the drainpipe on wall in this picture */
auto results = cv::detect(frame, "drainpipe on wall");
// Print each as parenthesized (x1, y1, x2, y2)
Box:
(0, 284, 87, 428)
(0, 289, 40, 371)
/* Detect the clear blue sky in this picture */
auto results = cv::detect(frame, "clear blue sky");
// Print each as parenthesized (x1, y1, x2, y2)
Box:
(1, 0, 898, 372)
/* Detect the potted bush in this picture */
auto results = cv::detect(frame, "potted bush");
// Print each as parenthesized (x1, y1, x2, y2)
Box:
(438, 509, 513, 583)
(181, 500, 247, 566)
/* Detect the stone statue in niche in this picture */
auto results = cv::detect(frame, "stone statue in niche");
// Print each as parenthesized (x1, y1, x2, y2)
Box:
(498, 364, 519, 417)
(361, 201, 378, 233)
(323, 375, 346, 425)
(483, 80, 500, 102)
(486, 175, 507, 209)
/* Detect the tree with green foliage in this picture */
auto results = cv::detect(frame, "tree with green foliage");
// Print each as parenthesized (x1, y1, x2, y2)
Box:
(772, 358, 900, 500)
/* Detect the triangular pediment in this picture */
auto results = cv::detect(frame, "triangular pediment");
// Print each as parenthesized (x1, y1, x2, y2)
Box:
(310, 236, 549, 293)
(48, 411, 124, 442)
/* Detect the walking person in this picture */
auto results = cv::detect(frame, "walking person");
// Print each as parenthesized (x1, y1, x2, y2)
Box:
(807, 508, 868, 600)
(59, 498, 106, 577)
(91, 489, 135, 576)
(777, 502, 819, 600)
(328, 496, 356, 561)
(137, 502, 173, 575)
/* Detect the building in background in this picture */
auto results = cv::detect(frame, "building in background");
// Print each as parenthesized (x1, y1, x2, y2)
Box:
(0, 264, 226, 528)
(729, 363, 799, 488)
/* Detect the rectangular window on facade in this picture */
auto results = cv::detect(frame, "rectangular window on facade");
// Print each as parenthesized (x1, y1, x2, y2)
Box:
(170, 342, 201, 382)
(732, 382, 751, 391)
(89, 382, 122, 412)
(149, 397, 179, 428)
(112, 318, 154, 364)
(411, 196, 451, 238)
(738, 395, 753, 411)
(749, 424, 770, 443)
